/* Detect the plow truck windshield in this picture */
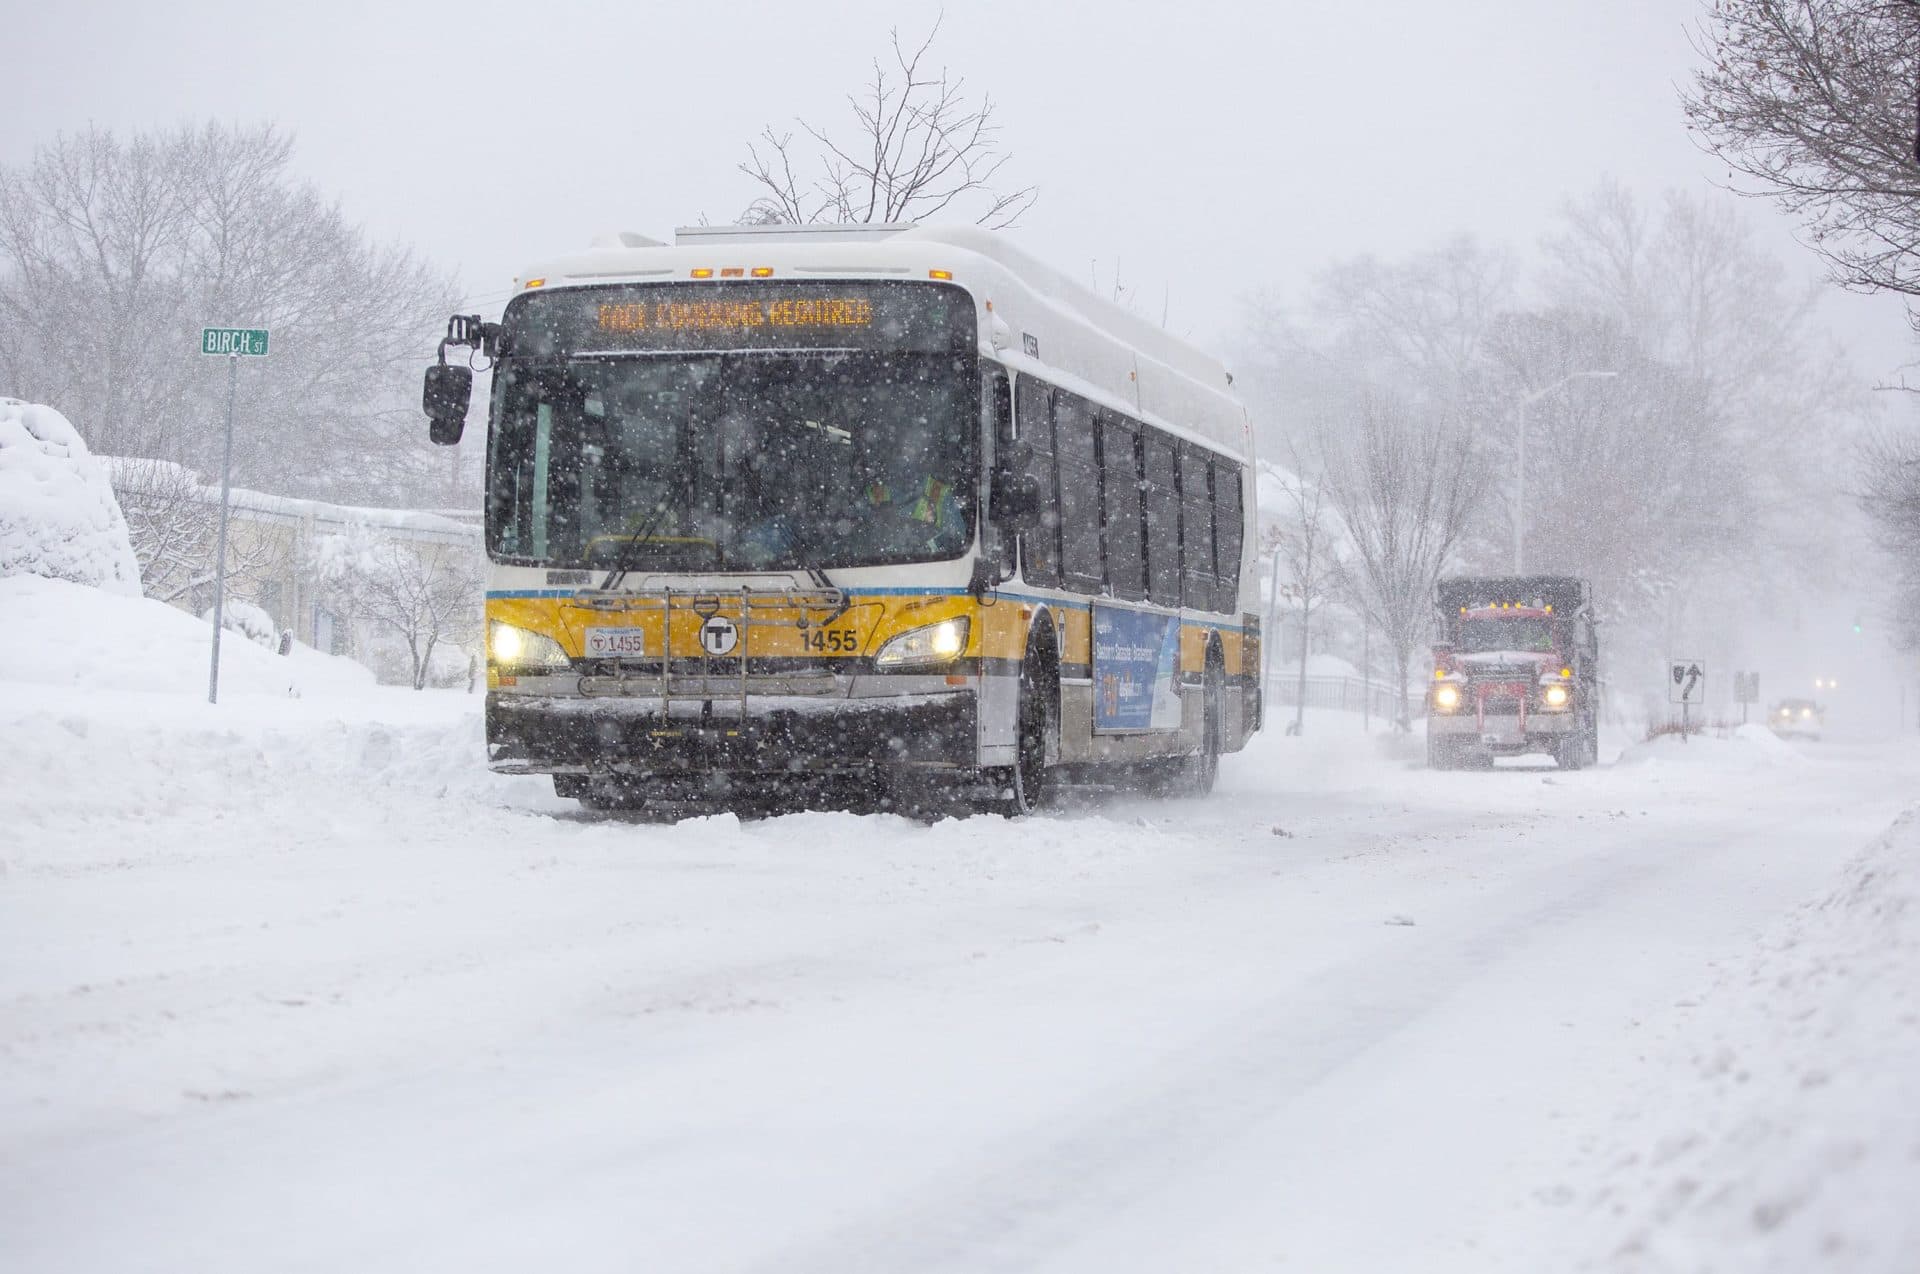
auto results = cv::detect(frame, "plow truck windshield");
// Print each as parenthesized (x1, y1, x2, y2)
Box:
(1455, 615, 1555, 653)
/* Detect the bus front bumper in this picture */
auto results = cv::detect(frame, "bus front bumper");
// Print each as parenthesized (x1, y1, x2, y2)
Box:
(486, 689, 978, 776)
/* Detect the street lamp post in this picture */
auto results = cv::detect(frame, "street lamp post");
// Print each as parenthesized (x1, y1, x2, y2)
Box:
(1513, 370, 1617, 574)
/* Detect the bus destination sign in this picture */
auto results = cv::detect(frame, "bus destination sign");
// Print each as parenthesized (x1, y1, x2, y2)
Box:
(501, 281, 970, 358)
(201, 327, 270, 357)
(597, 297, 874, 335)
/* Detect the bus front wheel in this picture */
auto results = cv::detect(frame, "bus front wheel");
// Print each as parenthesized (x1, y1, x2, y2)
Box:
(988, 635, 1057, 816)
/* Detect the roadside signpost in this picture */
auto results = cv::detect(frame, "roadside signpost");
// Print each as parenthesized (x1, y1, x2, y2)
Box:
(1733, 670, 1760, 724)
(1670, 658, 1705, 741)
(201, 327, 270, 704)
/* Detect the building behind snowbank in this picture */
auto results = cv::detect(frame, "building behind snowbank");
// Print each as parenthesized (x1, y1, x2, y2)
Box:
(106, 455, 482, 685)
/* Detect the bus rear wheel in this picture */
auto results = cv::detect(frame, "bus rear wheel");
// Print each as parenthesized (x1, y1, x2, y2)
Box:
(1188, 656, 1224, 795)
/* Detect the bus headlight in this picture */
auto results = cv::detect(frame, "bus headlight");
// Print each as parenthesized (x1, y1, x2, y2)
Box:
(489, 620, 571, 672)
(874, 618, 969, 669)
(1433, 683, 1461, 711)
(1541, 683, 1571, 709)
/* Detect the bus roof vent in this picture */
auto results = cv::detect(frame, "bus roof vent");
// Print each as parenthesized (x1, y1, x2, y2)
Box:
(674, 223, 916, 246)
(591, 230, 667, 250)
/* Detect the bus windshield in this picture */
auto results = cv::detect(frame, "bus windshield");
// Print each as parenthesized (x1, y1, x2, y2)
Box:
(486, 351, 975, 572)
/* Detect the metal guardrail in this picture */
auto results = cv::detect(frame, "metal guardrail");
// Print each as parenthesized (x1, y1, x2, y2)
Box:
(1265, 671, 1427, 721)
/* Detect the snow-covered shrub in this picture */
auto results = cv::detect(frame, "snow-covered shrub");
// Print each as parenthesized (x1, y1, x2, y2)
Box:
(0, 398, 141, 595)
(200, 598, 280, 649)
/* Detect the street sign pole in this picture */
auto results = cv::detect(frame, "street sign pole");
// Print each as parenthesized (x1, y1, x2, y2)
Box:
(1670, 659, 1705, 744)
(208, 352, 237, 705)
(200, 326, 268, 705)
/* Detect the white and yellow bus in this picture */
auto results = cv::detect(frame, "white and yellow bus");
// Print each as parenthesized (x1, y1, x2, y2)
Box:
(423, 223, 1261, 814)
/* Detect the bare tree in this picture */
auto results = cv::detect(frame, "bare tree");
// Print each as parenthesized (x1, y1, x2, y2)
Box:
(1320, 394, 1486, 730)
(1480, 311, 1758, 639)
(311, 530, 481, 689)
(0, 123, 460, 504)
(1857, 425, 1920, 649)
(1265, 456, 1347, 736)
(1683, 1, 1920, 300)
(1309, 234, 1519, 394)
(739, 20, 1035, 228)
(1532, 181, 1860, 635)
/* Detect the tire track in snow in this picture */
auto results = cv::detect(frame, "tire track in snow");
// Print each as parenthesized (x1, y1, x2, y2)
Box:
(743, 801, 1881, 1274)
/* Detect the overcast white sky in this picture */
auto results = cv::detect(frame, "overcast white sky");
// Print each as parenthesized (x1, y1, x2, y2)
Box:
(3, 0, 1911, 377)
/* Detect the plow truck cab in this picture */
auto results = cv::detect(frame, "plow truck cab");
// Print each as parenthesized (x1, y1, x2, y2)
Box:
(1427, 576, 1599, 770)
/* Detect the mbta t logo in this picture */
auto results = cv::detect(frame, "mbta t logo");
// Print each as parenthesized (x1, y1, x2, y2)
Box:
(699, 615, 739, 656)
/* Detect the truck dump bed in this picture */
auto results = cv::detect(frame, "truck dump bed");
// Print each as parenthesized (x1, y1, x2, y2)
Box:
(1436, 576, 1590, 617)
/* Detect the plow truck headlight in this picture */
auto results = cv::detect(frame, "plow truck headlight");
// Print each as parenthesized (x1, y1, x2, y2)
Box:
(1542, 684, 1571, 709)
(874, 617, 969, 669)
(489, 621, 571, 673)
(1433, 683, 1461, 711)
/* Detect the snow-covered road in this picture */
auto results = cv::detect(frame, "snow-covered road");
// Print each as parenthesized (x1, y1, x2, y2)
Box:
(3, 675, 1917, 1272)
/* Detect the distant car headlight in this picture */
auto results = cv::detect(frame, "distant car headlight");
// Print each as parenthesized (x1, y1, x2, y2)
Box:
(1433, 683, 1461, 711)
(874, 617, 969, 669)
(489, 620, 571, 672)
(1800, 707, 1813, 719)
(1541, 683, 1571, 709)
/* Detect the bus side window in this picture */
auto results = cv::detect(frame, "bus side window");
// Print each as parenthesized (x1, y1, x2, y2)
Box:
(1144, 436, 1179, 606)
(1213, 458, 1244, 613)
(1015, 376, 1060, 588)
(983, 365, 1014, 577)
(1101, 415, 1146, 602)
(1179, 448, 1216, 611)
(1055, 393, 1104, 595)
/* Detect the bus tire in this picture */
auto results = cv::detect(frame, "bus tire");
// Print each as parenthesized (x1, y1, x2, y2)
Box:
(1188, 648, 1224, 795)
(553, 773, 589, 800)
(988, 629, 1058, 816)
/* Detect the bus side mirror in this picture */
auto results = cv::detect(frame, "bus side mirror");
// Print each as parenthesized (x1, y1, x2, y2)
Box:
(425, 364, 473, 446)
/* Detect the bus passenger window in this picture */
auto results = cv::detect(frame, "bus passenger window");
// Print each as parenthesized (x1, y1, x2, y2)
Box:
(1213, 459, 1243, 612)
(1179, 449, 1216, 610)
(1016, 377, 1060, 588)
(1055, 394, 1103, 594)
(1102, 417, 1145, 601)
(1144, 437, 1179, 606)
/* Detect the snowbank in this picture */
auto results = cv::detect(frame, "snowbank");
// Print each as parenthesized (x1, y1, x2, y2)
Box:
(1615, 722, 1806, 771)
(201, 598, 280, 648)
(0, 398, 140, 595)
(0, 573, 373, 699)
(1566, 806, 1920, 1271)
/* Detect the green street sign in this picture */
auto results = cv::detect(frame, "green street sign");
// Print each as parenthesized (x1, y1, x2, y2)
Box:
(201, 327, 270, 356)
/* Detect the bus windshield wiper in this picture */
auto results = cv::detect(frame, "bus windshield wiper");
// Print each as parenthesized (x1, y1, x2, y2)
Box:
(596, 501, 676, 593)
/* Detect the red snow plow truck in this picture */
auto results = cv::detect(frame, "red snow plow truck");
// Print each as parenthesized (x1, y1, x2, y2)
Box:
(1427, 576, 1599, 770)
